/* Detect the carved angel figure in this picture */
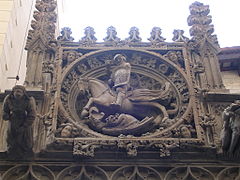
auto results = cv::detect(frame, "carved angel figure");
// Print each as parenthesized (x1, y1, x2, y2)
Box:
(2, 85, 36, 157)
(221, 100, 240, 155)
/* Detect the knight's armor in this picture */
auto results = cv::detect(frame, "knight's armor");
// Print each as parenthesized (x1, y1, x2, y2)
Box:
(112, 62, 131, 90)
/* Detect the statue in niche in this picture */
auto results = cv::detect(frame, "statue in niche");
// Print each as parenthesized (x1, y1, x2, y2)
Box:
(78, 54, 175, 136)
(221, 100, 240, 155)
(2, 85, 36, 157)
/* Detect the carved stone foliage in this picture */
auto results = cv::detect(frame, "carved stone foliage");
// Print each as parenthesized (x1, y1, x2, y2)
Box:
(210, 103, 229, 116)
(148, 27, 166, 44)
(72, 138, 180, 157)
(172, 29, 189, 42)
(125, 27, 142, 43)
(103, 26, 121, 44)
(199, 114, 216, 146)
(187, 1, 219, 47)
(80, 26, 97, 46)
(25, 0, 57, 50)
(43, 62, 54, 75)
(73, 139, 115, 157)
(57, 27, 74, 42)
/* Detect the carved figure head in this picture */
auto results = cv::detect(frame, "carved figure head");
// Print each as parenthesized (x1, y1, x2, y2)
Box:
(12, 85, 27, 100)
(61, 125, 72, 137)
(113, 54, 126, 65)
(167, 51, 178, 62)
(180, 125, 191, 138)
(67, 51, 76, 63)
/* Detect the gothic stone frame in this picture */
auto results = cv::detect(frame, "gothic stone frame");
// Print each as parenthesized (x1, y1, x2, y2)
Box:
(53, 42, 203, 157)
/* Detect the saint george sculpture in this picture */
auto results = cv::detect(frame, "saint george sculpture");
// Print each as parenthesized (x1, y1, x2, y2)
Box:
(79, 54, 173, 136)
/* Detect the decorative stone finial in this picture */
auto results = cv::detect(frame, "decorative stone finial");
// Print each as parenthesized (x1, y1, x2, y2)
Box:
(57, 27, 74, 42)
(80, 26, 97, 45)
(187, 1, 219, 46)
(125, 27, 142, 43)
(172, 29, 189, 42)
(103, 26, 120, 43)
(148, 27, 166, 44)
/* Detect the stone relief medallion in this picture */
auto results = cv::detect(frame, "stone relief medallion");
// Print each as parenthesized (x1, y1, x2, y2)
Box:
(58, 49, 193, 139)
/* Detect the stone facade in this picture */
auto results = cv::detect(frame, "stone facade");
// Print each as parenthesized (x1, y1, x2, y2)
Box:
(0, 1, 240, 180)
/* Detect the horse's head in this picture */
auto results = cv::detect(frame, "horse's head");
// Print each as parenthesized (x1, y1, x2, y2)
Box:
(78, 78, 109, 98)
(78, 78, 89, 94)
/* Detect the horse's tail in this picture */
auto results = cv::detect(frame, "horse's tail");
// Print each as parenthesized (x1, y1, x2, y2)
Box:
(128, 82, 172, 102)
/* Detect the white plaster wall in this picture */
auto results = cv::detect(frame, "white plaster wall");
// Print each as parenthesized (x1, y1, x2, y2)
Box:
(0, 0, 36, 92)
(222, 71, 240, 93)
(0, 0, 63, 92)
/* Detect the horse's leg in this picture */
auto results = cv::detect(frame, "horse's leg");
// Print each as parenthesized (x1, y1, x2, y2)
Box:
(81, 97, 94, 118)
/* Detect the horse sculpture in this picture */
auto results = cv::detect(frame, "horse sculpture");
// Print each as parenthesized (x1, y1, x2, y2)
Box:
(78, 78, 174, 135)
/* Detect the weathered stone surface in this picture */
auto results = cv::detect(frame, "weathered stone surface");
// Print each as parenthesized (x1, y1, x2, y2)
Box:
(0, 1, 240, 179)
